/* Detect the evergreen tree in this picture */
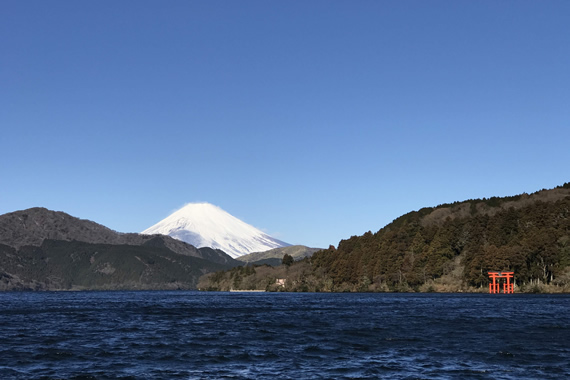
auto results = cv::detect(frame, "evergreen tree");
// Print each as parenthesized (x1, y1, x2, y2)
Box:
(282, 254, 294, 266)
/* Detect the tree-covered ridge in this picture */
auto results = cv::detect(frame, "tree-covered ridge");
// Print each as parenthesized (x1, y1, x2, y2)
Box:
(236, 245, 322, 264)
(0, 207, 237, 265)
(310, 184, 570, 292)
(0, 240, 236, 291)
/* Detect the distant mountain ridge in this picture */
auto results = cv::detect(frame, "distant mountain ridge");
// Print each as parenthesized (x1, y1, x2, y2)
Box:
(0, 207, 235, 265)
(237, 245, 322, 266)
(0, 208, 241, 290)
(142, 203, 290, 258)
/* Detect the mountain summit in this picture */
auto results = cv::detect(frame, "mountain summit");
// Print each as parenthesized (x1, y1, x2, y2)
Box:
(142, 203, 290, 258)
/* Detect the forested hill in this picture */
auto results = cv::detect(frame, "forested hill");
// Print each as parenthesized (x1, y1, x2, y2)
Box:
(311, 184, 570, 292)
(0, 208, 241, 290)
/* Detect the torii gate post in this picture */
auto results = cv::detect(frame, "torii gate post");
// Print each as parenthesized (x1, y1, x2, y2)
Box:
(488, 271, 514, 293)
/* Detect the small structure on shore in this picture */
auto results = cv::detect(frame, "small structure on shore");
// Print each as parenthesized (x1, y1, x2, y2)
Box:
(488, 271, 514, 294)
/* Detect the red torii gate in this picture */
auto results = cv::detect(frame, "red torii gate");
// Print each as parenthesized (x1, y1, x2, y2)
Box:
(488, 271, 514, 294)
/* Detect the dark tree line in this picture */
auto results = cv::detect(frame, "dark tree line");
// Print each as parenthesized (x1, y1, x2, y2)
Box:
(311, 186, 570, 290)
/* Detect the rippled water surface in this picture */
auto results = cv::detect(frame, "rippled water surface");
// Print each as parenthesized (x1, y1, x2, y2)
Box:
(0, 291, 569, 379)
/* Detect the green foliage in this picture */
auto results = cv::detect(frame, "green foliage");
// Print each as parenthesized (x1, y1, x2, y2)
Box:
(282, 254, 294, 266)
(199, 185, 570, 293)
(310, 186, 570, 292)
(0, 240, 233, 290)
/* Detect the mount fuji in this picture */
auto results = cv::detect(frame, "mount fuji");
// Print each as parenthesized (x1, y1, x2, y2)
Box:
(142, 203, 290, 258)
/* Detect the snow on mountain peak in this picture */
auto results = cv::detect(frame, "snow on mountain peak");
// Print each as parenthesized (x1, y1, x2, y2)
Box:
(141, 203, 290, 258)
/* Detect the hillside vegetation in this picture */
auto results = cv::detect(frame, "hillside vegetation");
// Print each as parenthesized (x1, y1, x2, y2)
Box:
(0, 208, 240, 290)
(0, 207, 235, 265)
(236, 245, 322, 266)
(200, 184, 570, 293)
(0, 240, 233, 291)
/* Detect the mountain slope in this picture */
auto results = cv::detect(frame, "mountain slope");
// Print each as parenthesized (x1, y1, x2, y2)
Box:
(0, 240, 233, 291)
(310, 183, 570, 291)
(200, 183, 570, 293)
(0, 207, 235, 265)
(142, 203, 290, 258)
(237, 245, 322, 265)
(0, 208, 242, 290)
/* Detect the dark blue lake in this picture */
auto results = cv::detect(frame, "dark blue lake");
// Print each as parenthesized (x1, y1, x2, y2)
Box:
(0, 291, 568, 379)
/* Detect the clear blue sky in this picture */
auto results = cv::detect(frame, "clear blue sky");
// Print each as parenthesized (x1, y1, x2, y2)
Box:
(2, 1, 569, 248)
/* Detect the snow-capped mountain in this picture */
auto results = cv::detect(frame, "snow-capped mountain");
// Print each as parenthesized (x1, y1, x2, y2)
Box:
(142, 203, 290, 258)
